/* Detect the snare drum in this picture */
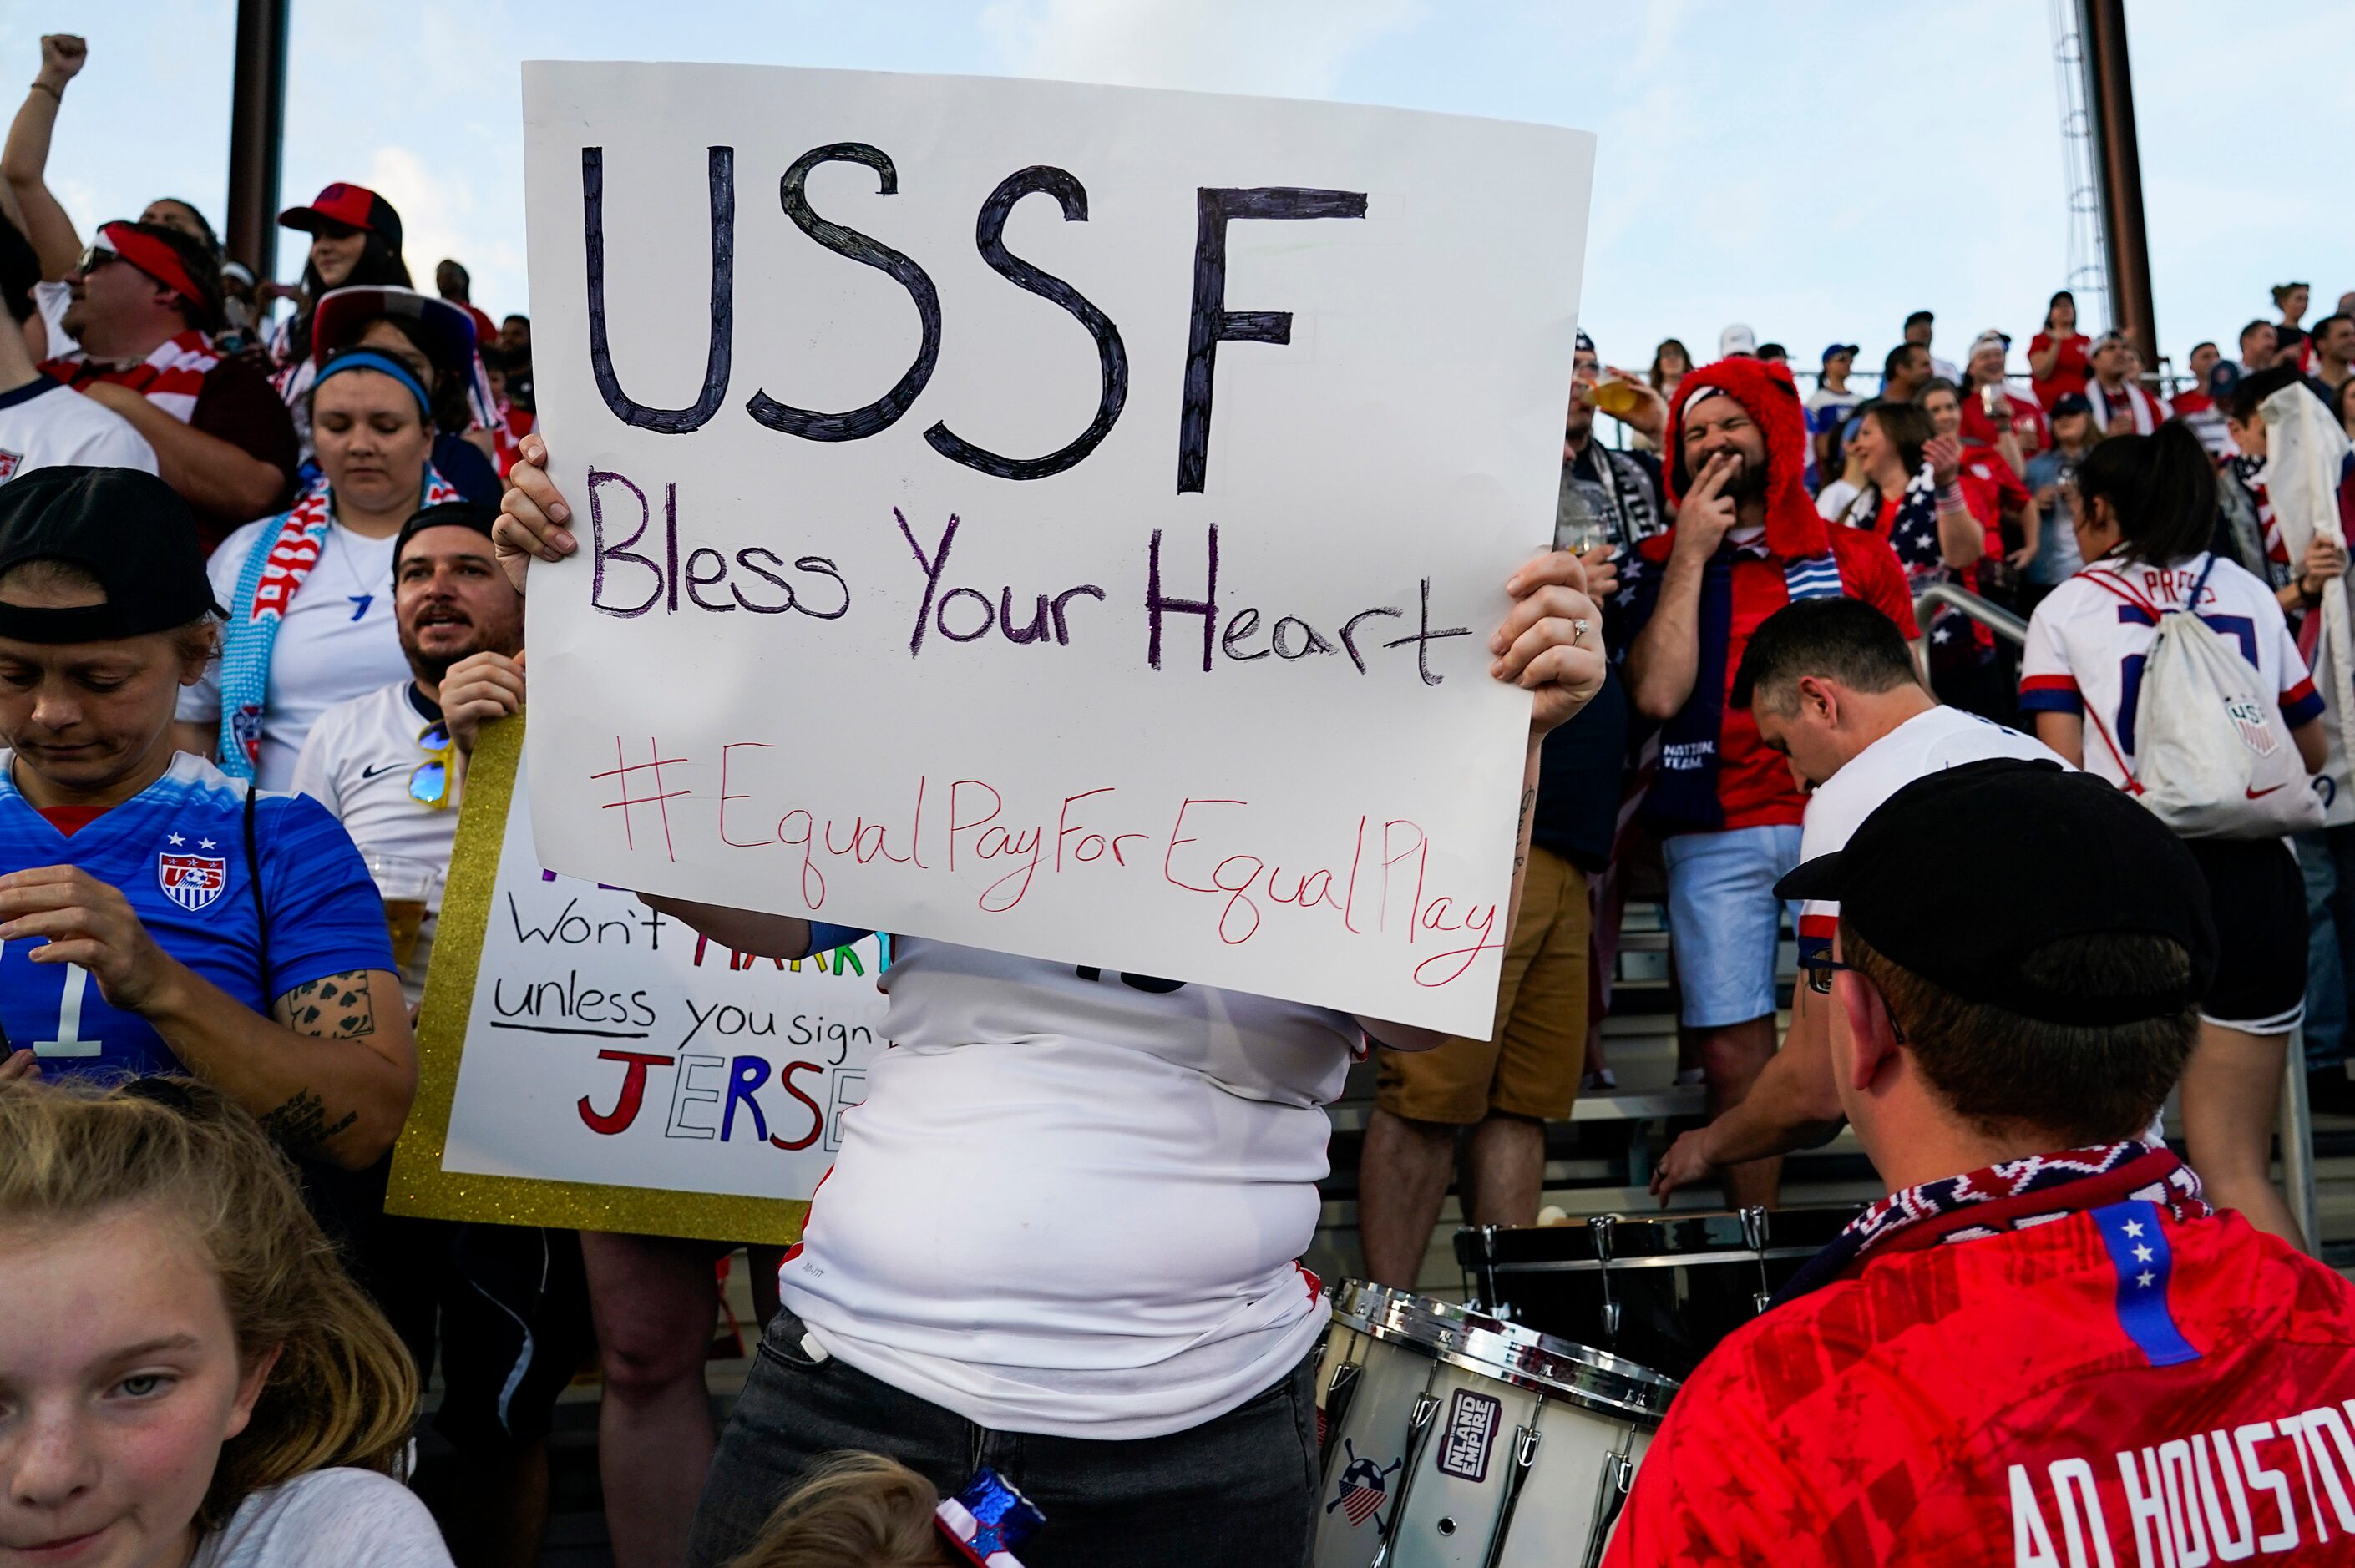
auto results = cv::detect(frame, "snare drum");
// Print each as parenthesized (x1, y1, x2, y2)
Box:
(1454, 1206, 1858, 1381)
(1312, 1280, 1677, 1568)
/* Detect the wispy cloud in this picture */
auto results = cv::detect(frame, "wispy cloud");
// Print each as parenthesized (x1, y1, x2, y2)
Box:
(979, 0, 1426, 95)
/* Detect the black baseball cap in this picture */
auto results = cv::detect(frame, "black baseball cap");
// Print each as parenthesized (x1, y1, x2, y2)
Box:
(393, 500, 499, 570)
(1775, 759, 2216, 1025)
(2049, 391, 2093, 417)
(0, 466, 223, 642)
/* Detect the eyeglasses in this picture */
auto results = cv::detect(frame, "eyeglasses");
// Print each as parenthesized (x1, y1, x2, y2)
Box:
(73, 244, 123, 276)
(1798, 956, 1907, 1039)
(1799, 956, 1857, 996)
(409, 721, 453, 809)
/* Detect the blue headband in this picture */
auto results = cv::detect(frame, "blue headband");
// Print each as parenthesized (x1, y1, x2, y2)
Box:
(315, 349, 432, 418)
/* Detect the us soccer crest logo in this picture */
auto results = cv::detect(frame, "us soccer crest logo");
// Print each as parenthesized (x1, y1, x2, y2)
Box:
(1327, 1438, 1403, 1531)
(2226, 696, 2279, 757)
(158, 851, 228, 912)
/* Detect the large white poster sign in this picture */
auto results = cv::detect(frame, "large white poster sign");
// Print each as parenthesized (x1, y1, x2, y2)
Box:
(521, 62, 1593, 1034)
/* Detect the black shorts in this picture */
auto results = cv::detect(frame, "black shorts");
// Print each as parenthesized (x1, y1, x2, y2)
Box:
(369, 1215, 595, 1452)
(2185, 837, 2307, 1034)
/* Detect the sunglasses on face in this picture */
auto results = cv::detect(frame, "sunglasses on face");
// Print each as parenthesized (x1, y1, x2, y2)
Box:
(410, 721, 454, 809)
(73, 244, 124, 276)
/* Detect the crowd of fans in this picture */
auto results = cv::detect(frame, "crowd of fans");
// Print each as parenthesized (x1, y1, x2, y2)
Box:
(4, 25, 2355, 1568)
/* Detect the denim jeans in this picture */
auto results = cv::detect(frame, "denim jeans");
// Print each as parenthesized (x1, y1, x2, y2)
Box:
(686, 1306, 1320, 1568)
(2297, 825, 2355, 1071)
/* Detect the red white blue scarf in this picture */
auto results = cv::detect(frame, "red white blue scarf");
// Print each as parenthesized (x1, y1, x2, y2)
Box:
(216, 466, 461, 777)
(1775, 1138, 2208, 1304)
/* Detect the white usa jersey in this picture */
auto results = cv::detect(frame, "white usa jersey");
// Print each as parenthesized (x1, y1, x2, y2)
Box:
(778, 937, 1360, 1441)
(2019, 551, 2322, 791)
(1795, 706, 2066, 961)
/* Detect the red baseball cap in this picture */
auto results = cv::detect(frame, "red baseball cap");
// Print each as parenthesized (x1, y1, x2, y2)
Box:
(277, 182, 404, 252)
(90, 221, 210, 320)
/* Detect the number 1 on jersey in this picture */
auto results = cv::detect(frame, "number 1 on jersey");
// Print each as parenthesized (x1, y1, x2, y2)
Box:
(34, 962, 99, 1058)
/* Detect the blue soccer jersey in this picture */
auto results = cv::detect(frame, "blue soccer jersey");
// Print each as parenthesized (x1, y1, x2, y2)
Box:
(0, 751, 395, 1080)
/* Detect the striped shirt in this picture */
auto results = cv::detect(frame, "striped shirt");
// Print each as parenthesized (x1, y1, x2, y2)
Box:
(43, 330, 222, 424)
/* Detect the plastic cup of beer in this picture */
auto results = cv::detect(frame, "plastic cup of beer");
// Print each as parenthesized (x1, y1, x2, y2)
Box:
(1587, 376, 1647, 419)
(364, 852, 441, 972)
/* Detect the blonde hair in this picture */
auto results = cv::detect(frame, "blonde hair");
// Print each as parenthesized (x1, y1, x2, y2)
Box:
(728, 1453, 954, 1568)
(0, 1078, 418, 1528)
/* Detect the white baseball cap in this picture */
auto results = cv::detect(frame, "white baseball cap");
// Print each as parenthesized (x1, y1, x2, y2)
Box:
(1719, 322, 1757, 358)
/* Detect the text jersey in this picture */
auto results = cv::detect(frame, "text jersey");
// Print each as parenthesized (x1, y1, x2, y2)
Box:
(780, 937, 1361, 1440)
(1603, 1207, 2355, 1567)
(0, 751, 393, 1076)
(2019, 552, 2323, 789)
(1794, 706, 2065, 964)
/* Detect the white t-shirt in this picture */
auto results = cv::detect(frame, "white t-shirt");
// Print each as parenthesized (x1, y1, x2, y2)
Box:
(0, 376, 158, 481)
(179, 517, 409, 790)
(1795, 705, 2065, 955)
(190, 1469, 453, 1568)
(33, 279, 74, 361)
(292, 680, 453, 1001)
(1816, 478, 1861, 522)
(2019, 551, 2320, 791)
(780, 938, 1360, 1441)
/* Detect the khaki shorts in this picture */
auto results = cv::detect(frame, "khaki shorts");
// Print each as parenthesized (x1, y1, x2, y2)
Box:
(1375, 846, 1590, 1125)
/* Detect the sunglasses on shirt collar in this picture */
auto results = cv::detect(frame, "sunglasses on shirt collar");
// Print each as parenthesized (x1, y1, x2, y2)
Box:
(410, 721, 454, 809)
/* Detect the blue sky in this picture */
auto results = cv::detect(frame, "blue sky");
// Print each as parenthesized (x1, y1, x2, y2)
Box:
(6, 0, 2347, 379)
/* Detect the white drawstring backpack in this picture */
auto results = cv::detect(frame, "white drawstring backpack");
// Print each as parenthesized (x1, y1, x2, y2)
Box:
(2081, 554, 2325, 837)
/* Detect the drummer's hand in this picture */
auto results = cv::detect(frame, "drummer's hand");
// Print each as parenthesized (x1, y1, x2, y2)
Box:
(494, 434, 576, 593)
(1650, 1126, 1719, 1205)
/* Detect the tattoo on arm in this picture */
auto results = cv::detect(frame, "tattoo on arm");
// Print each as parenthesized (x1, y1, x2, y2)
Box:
(1515, 786, 1537, 873)
(274, 969, 378, 1040)
(256, 1088, 359, 1152)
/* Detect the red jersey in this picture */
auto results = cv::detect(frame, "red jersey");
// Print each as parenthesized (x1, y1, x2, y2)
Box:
(2031, 331, 2093, 402)
(1622, 524, 1918, 832)
(1961, 384, 2049, 458)
(1605, 1178, 2355, 1566)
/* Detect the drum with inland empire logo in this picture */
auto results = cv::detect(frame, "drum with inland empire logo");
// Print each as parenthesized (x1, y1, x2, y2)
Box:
(1311, 1279, 1677, 1568)
(1454, 1206, 1860, 1381)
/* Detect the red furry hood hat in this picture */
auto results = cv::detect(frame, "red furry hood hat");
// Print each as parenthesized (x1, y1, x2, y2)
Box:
(1663, 357, 1831, 559)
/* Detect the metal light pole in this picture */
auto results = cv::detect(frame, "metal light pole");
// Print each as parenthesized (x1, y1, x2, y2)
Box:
(224, 0, 291, 280)
(2076, 0, 2159, 371)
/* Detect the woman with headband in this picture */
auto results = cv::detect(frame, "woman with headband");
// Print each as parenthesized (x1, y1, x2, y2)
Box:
(175, 348, 463, 789)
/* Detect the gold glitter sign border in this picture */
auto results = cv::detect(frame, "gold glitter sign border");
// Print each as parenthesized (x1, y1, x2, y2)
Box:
(384, 715, 807, 1243)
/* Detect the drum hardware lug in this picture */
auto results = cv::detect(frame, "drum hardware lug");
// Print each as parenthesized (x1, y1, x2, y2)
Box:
(1369, 1394, 1445, 1568)
(1578, 1448, 1639, 1568)
(1592, 1214, 1620, 1345)
(1741, 1204, 1775, 1316)
(1319, 1359, 1362, 1478)
(1478, 1416, 1546, 1568)
(1471, 1223, 1502, 1313)
(1740, 1205, 1769, 1253)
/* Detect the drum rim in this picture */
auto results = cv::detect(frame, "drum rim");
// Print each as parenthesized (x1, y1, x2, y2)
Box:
(1326, 1278, 1679, 1424)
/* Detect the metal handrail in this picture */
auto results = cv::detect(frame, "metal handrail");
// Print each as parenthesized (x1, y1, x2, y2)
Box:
(1913, 582, 2028, 646)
